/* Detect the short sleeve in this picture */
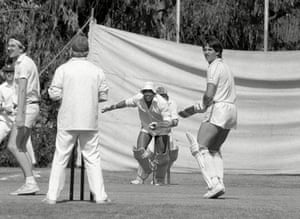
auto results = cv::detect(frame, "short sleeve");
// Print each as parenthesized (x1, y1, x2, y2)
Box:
(98, 71, 109, 101)
(50, 66, 64, 89)
(15, 61, 30, 79)
(125, 93, 142, 107)
(48, 66, 64, 100)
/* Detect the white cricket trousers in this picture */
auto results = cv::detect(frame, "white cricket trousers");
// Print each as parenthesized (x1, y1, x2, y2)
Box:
(47, 130, 108, 201)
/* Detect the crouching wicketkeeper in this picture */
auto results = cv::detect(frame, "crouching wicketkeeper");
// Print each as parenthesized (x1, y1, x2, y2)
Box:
(102, 84, 178, 185)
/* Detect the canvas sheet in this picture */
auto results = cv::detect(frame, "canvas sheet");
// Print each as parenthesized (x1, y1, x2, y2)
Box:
(88, 22, 300, 174)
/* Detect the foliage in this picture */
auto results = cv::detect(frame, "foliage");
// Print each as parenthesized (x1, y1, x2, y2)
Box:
(92, 0, 300, 50)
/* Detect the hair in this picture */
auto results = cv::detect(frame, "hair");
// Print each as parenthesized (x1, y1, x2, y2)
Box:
(71, 50, 89, 58)
(8, 33, 28, 51)
(202, 36, 223, 58)
(71, 33, 89, 57)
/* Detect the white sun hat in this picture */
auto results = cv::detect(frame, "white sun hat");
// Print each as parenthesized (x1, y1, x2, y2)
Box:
(140, 81, 156, 93)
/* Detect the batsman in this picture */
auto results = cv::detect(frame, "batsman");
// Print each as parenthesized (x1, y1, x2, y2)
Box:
(101, 82, 177, 185)
(178, 37, 237, 199)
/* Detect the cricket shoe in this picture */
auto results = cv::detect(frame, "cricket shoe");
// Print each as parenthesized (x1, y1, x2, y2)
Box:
(203, 183, 225, 199)
(42, 197, 56, 205)
(96, 198, 112, 204)
(150, 180, 163, 186)
(10, 183, 40, 196)
(130, 177, 144, 185)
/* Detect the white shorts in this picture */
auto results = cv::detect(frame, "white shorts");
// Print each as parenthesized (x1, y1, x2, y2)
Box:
(203, 102, 237, 129)
(25, 104, 39, 128)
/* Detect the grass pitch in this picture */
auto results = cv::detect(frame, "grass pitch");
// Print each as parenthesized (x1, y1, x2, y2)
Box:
(0, 168, 300, 219)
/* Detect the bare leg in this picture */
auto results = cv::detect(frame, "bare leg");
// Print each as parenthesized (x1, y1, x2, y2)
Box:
(8, 126, 39, 195)
(25, 136, 37, 165)
(7, 126, 33, 178)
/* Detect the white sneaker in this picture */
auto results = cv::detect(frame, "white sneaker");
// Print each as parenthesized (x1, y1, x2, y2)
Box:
(42, 197, 56, 205)
(96, 198, 112, 204)
(130, 178, 144, 184)
(204, 183, 225, 199)
(10, 183, 40, 196)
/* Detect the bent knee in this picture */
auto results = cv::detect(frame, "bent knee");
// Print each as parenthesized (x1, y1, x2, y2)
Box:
(7, 142, 19, 153)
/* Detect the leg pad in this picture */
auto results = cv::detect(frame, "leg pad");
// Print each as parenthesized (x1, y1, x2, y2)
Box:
(133, 148, 153, 176)
(154, 152, 170, 183)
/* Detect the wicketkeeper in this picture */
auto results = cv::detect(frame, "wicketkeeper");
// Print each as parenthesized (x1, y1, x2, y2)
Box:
(130, 86, 179, 185)
(46, 34, 110, 204)
(102, 82, 176, 185)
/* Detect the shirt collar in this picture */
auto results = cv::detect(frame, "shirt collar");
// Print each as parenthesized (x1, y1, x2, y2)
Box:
(70, 57, 87, 61)
(15, 53, 26, 64)
(209, 58, 222, 66)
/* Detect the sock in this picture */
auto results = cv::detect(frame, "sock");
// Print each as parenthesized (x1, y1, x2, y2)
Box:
(25, 176, 37, 184)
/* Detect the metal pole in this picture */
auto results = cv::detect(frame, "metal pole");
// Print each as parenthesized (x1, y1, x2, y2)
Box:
(80, 152, 84, 201)
(91, 8, 94, 20)
(176, 0, 180, 43)
(69, 146, 76, 200)
(152, 141, 157, 186)
(264, 0, 269, 52)
(166, 140, 171, 184)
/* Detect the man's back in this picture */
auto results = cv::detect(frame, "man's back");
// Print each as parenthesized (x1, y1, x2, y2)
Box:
(54, 58, 107, 131)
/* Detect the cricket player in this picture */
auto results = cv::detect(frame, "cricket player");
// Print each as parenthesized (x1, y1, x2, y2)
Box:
(179, 37, 237, 199)
(102, 82, 174, 185)
(130, 86, 179, 185)
(0, 63, 36, 165)
(45, 34, 110, 204)
(6, 34, 40, 195)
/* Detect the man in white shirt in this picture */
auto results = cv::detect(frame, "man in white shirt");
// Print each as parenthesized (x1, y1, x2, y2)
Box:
(6, 34, 40, 196)
(102, 82, 174, 185)
(129, 86, 179, 185)
(46, 34, 110, 204)
(179, 37, 237, 199)
(0, 63, 36, 165)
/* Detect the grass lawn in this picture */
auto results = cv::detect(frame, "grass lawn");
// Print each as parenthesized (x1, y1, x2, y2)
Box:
(0, 168, 300, 219)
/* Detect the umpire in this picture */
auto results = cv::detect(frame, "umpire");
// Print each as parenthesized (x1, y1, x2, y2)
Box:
(45, 33, 111, 204)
